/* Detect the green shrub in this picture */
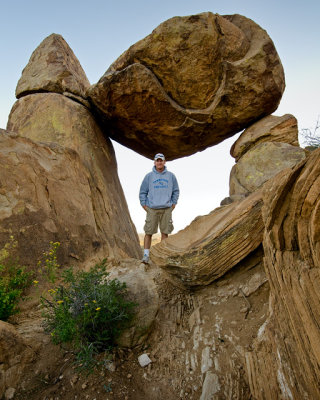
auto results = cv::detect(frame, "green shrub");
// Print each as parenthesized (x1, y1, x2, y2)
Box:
(0, 237, 32, 321)
(42, 260, 136, 371)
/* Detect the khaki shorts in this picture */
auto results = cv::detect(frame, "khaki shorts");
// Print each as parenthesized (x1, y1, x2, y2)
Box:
(144, 207, 174, 235)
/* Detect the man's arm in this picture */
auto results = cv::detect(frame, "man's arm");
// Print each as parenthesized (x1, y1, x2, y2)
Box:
(171, 174, 179, 208)
(139, 174, 149, 209)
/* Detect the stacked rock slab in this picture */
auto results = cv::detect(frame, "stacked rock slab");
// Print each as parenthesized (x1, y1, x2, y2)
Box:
(245, 148, 320, 399)
(229, 114, 306, 196)
(5, 34, 140, 263)
(151, 189, 264, 287)
(87, 12, 285, 160)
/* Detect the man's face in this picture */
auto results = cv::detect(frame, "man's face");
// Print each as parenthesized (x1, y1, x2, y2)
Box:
(154, 158, 166, 171)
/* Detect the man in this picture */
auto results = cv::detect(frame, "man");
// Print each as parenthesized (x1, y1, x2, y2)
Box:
(139, 153, 179, 264)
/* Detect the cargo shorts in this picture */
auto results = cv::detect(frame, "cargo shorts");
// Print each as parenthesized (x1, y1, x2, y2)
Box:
(144, 207, 174, 235)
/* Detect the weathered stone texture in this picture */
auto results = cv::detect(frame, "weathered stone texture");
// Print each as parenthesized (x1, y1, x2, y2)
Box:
(16, 34, 90, 99)
(0, 321, 35, 398)
(6, 94, 141, 260)
(0, 130, 98, 264)
(245, 149, 320, 399)
(107, 259, 159, 348)
(231, 114, 299, 161)
(151, 190, 264, 287)
(229, 141, 306, 195)
(87, 12, 285, 160)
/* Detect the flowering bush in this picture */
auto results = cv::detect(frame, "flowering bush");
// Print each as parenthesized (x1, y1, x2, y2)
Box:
(38, 241, 61, 283)
(41, 260, 136, 371)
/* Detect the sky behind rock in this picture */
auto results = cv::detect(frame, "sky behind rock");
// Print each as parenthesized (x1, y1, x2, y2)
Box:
(1, 0, 319, 233)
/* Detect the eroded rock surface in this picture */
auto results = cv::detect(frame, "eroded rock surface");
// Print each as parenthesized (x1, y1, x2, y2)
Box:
(87, 12, 285, 160)
(0, 321, 35, 397)
(0, 129, 139, 265)
(16, 34, 90, 100)
(246, 149, 320, 399)
(231, 114, 299, 161)
(229, 141, 306, 195)
(107, 259, 159, 348)
(151, 190, 264, 287)
(6, 93, 141, 260)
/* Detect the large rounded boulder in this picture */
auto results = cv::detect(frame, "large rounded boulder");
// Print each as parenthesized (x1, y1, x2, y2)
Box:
(88, 12, 285, 160)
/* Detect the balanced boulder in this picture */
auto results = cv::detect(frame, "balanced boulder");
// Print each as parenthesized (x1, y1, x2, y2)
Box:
(87, 12, 285, 160)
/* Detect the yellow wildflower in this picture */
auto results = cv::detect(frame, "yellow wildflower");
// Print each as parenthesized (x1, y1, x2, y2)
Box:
(96, 307, 101, 311)
(92, 300, 96, 303)
(57, 300, 64, 304)
(33, 280, 39, 284)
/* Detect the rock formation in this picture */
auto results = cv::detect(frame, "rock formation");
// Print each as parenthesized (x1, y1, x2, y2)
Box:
(5, 34, 141, 262)
(229, 141, 306, 195)
(6, 93, 140, 259)
(87, 12, 285, 160)
(16, 34, 90, 103)
(230, 114, 299, 161)
(229, 114, 306, 196)
(107, 259, 159, 348)
(245, 148, 320, 399)
(1, 12, 319, 400)
(0, 320, 35, 396)
(151, 190, 264, 287)
(0, 129, 138, 265)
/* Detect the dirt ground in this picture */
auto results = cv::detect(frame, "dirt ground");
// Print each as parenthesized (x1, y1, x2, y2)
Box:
(9, 250, 269, 400)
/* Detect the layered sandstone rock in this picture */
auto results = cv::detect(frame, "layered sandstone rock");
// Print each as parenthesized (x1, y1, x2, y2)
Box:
(0, 129, 139, 265)
(229, 141, 306, 195)
(245, 149, 320, 399)
(231, 114, 299, 161)
(151, 190, 264, 287)
(87, 12, 285, 160)
(16, 34, 90, 101)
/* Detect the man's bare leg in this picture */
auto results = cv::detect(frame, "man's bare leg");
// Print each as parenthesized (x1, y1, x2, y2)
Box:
(161, 233, 168, 241)
(144, 234, 152, 249)
(142, 234, 152, 264)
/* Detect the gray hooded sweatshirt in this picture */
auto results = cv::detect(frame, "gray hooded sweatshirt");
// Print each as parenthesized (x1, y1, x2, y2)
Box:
(139, 166, 179, 209)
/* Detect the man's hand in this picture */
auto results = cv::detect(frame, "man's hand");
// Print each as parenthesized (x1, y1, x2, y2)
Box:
(172, 204, 176, 210)
(143, 205, 148, 211)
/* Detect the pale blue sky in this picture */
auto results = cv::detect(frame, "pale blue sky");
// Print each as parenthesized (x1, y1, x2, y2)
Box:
(1, 0, 319, 232)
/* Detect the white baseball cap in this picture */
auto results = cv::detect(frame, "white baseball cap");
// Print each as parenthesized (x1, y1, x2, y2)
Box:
(154, 153, 165, 160)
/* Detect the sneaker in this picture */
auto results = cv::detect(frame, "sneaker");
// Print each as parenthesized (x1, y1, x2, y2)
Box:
(141, 254, 149, 264)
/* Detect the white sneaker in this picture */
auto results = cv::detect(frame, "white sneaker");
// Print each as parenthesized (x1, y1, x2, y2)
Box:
(142, 254, 149, 264)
